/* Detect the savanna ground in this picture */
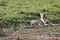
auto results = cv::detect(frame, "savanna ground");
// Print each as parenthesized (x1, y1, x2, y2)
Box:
(1, 25, 60, 40)
(0, 0, 60, 40)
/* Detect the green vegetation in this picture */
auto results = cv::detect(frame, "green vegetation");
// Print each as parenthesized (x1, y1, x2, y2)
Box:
(0, 0, 60, 28)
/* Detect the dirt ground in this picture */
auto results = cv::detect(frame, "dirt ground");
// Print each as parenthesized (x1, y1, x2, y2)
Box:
(0, 28, 60, 40)
(0, 24, 60, 40)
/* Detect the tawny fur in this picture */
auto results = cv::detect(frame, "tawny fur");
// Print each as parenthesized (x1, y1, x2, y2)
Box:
(31, 12, 54, 27)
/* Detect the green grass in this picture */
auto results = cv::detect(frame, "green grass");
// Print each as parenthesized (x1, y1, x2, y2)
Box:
(0, 0, 60, 28)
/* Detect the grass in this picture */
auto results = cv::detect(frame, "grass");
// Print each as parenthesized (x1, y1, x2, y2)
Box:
(0, 0, 60, 28)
